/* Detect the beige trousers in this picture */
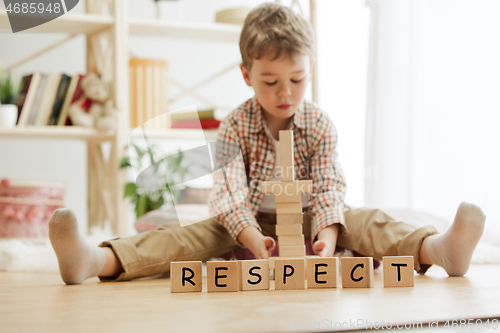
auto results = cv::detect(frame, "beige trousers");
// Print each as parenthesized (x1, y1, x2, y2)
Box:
(99, 208, 438, 281)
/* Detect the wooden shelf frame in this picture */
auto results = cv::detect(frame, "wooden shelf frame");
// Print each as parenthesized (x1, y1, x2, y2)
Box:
(0, 127, 115, 142)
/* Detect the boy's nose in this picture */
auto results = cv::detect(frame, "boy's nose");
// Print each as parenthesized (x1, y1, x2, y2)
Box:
(278, 84, 292, 97)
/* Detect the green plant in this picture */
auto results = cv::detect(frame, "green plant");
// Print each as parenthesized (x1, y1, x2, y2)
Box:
(0, 72, 21, 105)
(120, 143, 189, 218)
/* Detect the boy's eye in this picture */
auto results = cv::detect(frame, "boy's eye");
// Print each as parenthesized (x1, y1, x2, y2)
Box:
(265, 81, 277, 86)
(291, 79, 303, 84)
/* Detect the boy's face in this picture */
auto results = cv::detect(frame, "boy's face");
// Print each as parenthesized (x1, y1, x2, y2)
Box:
(240, 53, 312, 122)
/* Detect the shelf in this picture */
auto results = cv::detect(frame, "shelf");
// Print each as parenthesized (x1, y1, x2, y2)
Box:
(0, 10, 113, 34)
(0, 126, 115, 142)
(129, 128, 219, 142)
(129, 19, 241, 43)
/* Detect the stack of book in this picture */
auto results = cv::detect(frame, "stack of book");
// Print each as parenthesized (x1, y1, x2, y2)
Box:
(169, 109, 221, 129)
(15, 73, 85, 127)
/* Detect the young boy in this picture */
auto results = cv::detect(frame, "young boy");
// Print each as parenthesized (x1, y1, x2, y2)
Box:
(49, 3, 486, 284)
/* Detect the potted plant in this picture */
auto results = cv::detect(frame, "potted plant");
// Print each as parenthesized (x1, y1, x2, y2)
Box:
(0, 70, 21, 128)
(120, 143, 189, 218)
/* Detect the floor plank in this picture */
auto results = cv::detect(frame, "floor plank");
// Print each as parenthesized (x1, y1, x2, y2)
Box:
(1, 264, 499, 332)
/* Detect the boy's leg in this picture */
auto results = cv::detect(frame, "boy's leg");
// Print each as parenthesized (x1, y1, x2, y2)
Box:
(49, 209, 240, 284)
(336, 207, 439, 274)
(98, 217, 240, 281)
(336, 202, 486, 276)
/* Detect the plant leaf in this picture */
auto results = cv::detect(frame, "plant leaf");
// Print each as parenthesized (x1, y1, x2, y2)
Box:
(124, 182, 138, 198)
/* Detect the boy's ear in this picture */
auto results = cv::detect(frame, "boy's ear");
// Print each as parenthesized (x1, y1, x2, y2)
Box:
(239, 64, 252, 87)
(308, 62, 314, 82)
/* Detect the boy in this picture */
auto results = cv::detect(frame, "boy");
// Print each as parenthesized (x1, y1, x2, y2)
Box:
(49, 3, 486, 284)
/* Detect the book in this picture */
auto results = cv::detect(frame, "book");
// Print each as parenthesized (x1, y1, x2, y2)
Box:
(27, 74, 47, 126)
(47, 74, 71, 125)
(169, 109, 215, 123)
(56, 74, 84, 126)
(16, 73, 42, 126)
(34, 73, 62, 126)
(170, 119, 221, 129)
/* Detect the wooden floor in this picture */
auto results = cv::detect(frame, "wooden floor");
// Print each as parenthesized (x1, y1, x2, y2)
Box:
(1, 264, 500, 333)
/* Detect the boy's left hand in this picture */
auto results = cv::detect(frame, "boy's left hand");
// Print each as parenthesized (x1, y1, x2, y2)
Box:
(312, 239, 335, 257)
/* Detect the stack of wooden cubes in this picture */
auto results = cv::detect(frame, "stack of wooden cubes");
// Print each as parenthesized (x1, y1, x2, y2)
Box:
(260, 130, 312, 258)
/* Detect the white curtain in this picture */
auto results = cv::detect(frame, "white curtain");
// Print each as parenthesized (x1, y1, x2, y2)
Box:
(365, 0, 500, 245)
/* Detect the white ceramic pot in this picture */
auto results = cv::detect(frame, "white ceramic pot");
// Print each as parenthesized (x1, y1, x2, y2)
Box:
(0, 104, 18, 128)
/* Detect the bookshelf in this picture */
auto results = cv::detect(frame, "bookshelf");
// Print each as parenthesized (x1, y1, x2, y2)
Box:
(0, 0, 317, 236)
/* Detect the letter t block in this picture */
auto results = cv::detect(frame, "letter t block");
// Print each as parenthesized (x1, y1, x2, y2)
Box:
(382, 256, 414, 287)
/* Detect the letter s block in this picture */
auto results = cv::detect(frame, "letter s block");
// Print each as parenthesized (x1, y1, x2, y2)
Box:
(340, 257, 374, 288)
(275, 258, 305, 290)
(306, 257, 339, 289)
(239, 259, 270, 291)
(170, 261, 203, 293)
(207, 261, 239, 293)
(382, 256, 414, 287)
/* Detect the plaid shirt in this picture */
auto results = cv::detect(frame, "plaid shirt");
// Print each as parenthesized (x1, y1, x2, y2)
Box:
(209, 96, 348, 247)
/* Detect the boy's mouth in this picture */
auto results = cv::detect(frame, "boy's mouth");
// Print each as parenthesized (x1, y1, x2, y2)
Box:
(277, 104, 292, 110)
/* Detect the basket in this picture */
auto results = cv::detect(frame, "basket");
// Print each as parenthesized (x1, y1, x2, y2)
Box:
(0, 178, 65, 238)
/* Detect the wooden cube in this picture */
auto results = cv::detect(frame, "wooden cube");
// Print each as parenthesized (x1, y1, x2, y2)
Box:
(276, 203, 303, 215)
(170, 261, 203, 293)
(275, 192, 302, 203)
(260, 180, 312, 194)
(239, 260, 270, 291)
(279, 245, 305, 257)
(275, 258, 305, 290)
(382, 256, 414, 287)
(277, 214, 303, 225)
(278, 235, 304, 246)
(306, 257, 339, 289)
(279, 130, 295, 182)
(207, 261, 239, 292)
(340, 257, 374, 288)
(275, 224, 302, 236)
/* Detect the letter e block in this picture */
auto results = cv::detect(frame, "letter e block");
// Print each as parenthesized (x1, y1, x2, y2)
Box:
(306, 257, 339, 289)
(341, 257, 374, 288)
(207, 261, 239, 293)
(275, 258, 305, 290)
(170, 261, 202, 293)
(383, 256, 414, 287)
(239, 260, 270, 291)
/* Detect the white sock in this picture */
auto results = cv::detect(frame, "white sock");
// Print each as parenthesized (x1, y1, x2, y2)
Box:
(49, 208, 106, 284)
(426, 202, 486, 276)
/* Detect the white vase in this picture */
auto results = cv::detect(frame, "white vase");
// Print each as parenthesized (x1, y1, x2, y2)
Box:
(0, 104, 18, 128)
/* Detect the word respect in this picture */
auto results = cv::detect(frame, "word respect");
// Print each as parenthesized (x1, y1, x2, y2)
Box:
(170, 256, 415, 293)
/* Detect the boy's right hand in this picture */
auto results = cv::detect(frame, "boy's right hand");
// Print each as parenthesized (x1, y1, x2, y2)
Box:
(237, 226, 276, 259)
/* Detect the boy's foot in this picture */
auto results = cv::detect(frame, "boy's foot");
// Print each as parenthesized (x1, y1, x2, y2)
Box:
(425, 202, 486, 276)
(49, 208, 106, 284)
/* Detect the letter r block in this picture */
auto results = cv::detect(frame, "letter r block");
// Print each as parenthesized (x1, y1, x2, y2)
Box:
(274, 258, 305, 290)
(340, 257, 374, 288)
(239, 259, 270, 291)
(382, 256, 414, 287)
(207, 261, 239, 293)
(306, 257, 339, 289)
(170, 261, 203, 293)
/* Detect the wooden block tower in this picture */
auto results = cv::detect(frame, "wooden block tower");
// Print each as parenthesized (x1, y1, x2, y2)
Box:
(260, 130, 312, 258)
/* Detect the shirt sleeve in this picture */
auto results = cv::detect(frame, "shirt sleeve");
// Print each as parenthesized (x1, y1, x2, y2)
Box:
(208, 117, 262, 246)
(308, 117, 348, 244)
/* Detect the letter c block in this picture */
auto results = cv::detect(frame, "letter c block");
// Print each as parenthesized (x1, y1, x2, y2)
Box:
(382, 256, 414, 287)
(170, 261, 203, 293)
(238, 259, 270, 291)
(275, 258, 305, 290)
(306, 257, 339, 289)
(207, 261, 239, 293)
(340, 257, 374, 288)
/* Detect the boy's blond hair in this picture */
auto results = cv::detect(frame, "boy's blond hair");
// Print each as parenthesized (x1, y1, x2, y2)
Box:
(239, 2, 315, 70)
